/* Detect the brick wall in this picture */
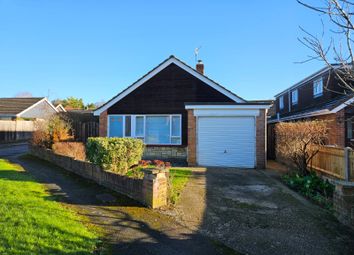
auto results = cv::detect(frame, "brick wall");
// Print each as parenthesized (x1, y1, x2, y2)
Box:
(315, 110, 345, 147)
(333, 183, 354, 228)
(99, 110, 107, 137)
(143, 146, 187, 163)
(256, 109, 267, 169)
(30, 145, 168, 209)
(187, 109, 197, 166)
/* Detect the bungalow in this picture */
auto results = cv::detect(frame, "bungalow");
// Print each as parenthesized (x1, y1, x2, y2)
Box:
(0, 97, 58, 120)
(94, 56, 271, 168)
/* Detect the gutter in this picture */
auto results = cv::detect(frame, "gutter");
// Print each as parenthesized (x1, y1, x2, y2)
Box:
(267, 109, 332, 124)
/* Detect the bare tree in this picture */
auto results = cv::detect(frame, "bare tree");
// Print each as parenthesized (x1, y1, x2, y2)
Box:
(298, 0, 354, 94)
(276, 120, 328, 175)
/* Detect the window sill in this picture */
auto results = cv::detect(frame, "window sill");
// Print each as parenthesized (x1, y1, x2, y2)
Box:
(313, 94, 323, 98)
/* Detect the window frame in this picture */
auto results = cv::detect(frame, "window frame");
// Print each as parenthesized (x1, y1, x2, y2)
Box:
(107, 114, 182, 145)
(313, 77, 323, 98)
(279, 95, 284, 110)
(291, 89, 298, 105)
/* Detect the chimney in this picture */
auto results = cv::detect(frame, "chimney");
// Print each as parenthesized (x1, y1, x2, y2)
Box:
(196, 60, 204, 74)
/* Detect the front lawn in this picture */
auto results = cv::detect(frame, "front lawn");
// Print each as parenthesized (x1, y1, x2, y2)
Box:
(169, 168, 192, 204)
(127, 166, 192, 204)
(0, 159, 100, 255)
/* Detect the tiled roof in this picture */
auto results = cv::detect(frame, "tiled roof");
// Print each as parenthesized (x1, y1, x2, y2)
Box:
(0, 97, 44, 115)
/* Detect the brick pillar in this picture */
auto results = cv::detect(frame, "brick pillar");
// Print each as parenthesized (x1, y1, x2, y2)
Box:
(333, 183, 354, 228)
(142, 168, 168, 208)
(187, 109, 197, 166)
(99, 110, 108, 137)
(256, 109, 266, 169)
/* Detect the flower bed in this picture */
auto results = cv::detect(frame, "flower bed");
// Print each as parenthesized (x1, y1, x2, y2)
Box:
(282, 172, 334, 209)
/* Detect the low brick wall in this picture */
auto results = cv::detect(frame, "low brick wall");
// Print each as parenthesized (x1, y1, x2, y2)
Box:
(30, 145, 168, 208)
(143, 146, 187, 164)
(333, 182, 354, 228)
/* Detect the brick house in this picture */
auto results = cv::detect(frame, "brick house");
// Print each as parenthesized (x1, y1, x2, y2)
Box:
(94, 56, 270, 168)
(268, 65, 354, 159)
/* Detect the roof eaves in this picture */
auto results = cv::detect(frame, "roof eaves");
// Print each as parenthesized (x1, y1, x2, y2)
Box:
(274, 65, 340, 98)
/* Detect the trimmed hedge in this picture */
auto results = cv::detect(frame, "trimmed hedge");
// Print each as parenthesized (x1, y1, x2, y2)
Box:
(86, 137, 144, 174)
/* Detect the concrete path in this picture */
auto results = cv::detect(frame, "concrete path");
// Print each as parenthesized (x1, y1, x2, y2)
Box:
(167, 167, 354, 255)
(0, 144, 235, 255)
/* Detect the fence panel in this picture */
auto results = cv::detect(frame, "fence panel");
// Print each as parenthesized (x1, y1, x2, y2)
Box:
(0, 120, 35, 142)
(310, 147, 345, 179)
(349, 150, 354, 181)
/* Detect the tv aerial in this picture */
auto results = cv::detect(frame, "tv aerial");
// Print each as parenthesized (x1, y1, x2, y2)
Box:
(194, 46, 202, 62)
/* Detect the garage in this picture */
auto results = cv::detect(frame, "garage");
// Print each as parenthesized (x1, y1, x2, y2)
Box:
(197, 116, 256, 168)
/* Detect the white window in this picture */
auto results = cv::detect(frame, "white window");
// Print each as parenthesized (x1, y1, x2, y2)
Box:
(108, 114, 182, 145)
(279, 96, 284, 110)
(291, 89, 298, 105)
(313, 78, 323, 97)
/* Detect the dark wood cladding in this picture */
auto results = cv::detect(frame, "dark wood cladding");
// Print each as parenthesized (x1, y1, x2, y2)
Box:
(275, 71, 348, 114)
(107, 63, 234, 145)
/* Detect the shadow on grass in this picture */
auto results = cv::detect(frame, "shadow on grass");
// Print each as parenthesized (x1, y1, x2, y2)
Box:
(9, 155, 239, 255)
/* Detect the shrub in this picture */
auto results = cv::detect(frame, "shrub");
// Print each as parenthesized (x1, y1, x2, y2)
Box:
(86, 137, 144, 174)
(283, 172, 334, 209)
(32, 114, 72, 148)
(52, 142, 86, 161)
(276, 120, 328, 175)
(32, 120, 51, 148)
(48, 114, 72, 143)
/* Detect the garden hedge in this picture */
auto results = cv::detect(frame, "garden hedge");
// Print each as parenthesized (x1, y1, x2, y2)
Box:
(86, 137, 144, 174)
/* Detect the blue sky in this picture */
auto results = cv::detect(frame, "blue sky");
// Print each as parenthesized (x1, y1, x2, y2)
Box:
(0, 0, 330, 104)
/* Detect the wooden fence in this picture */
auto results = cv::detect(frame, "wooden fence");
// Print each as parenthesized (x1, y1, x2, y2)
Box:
(0, 120, 35, 142)
(310, 146, 354, 182)
(61, 111, 99, 142)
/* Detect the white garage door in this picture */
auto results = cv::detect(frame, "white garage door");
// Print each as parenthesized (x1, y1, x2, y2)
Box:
(197, 116, 255, 168)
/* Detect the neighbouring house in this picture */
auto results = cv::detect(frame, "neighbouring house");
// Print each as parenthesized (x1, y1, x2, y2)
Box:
(0, 97, 58, 120)
(93, 55, 271, 168)
(268, 65, 354, 159)
(0, 97, 58, 142)
(55, 104, 67, 112)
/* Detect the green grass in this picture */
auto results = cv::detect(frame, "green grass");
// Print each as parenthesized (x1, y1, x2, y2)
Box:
(169, 168, 192, 204)
(0, 159, 100, 255)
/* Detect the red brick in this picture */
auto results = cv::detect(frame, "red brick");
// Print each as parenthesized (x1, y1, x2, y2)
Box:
(99, 110, 108, 137)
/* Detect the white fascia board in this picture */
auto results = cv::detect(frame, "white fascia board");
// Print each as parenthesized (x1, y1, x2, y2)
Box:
(94, 57, 245, 116)
(330, 97, 354, 113)
(56, 104, 67, 112)
(17, 97, 58, 117)
(268, 109, 331, 123)
(185, 104, 270, 110)
(193, 109, 260, 117)
(171, 59, 245, 103)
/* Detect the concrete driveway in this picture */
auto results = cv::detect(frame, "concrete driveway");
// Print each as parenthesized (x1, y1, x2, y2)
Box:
(167, 167, 354, 255)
